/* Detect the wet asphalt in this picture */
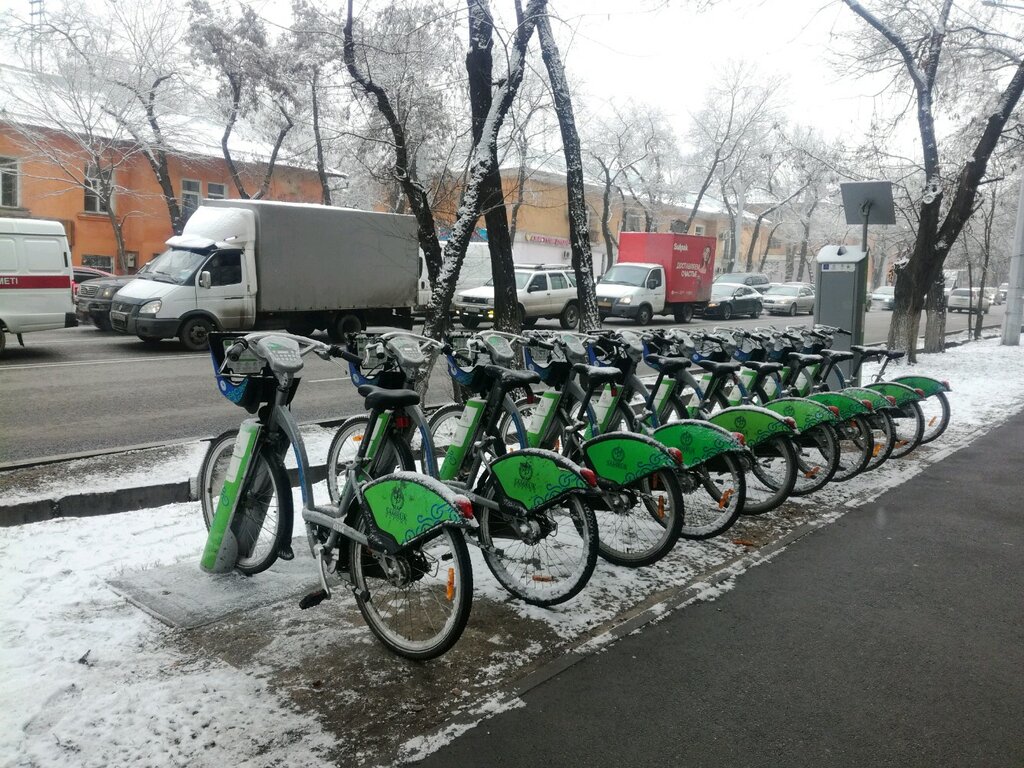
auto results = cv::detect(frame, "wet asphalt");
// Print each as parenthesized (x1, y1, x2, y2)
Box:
(414, 411, 1024, 767)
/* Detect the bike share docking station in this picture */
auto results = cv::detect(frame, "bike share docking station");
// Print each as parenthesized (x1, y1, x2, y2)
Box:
(815, 181, 896, 385)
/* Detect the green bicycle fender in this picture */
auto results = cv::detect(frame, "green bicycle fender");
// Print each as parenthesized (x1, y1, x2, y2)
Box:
(653, 419, 745, 468)
(763, 397, 838, 431)
(866, 381, 922, 407)
(889, 375, 950, 397)
(708, 405, 795, 447)
(361, 471, 468, 548)
(489, 448, 590, 511)
(201, 422, 260, 574)
(841, 386, 893, 412)
(581, 431, 677, 486)
(806, 391, 870, 420)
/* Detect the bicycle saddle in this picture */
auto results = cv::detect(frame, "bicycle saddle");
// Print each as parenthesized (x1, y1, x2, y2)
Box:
(572, 363, 623, 391)
(742, 360, 784, 374)
(696, 359, 740, 375)
(645, 354, 691, 375)
(818, 349, 854, 362)
(482, 365, 541, 389)
(357, 384, 420, 410)
(787, 352, 823, 367)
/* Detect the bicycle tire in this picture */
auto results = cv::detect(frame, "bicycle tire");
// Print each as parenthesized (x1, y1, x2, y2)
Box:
(742, 434, 798, 515)
(789, 422, 840, 496)
(599, 466, 684, 567)
(888, 400, 925, 459)
(199, 431, 292, 575)
(831, 414, 873, 482)
(349, 518, 473, 660)
(477, 484, 598, 607)
(918, 391, 951, 444)
(864, 411, 895, 471)
(326, 415, 415, 505)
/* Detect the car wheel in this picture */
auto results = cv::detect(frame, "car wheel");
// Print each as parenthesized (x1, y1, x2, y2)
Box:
(673, 304, 694, 323)
(787, 303, 797, 317)
(560, 302, 580, 329)
(720, 303, 733, 321)
(518, 304, 537, 328)
(635, 303, 653, 326)
(461, 316, 481, 330)
(179, 317, 214, 351)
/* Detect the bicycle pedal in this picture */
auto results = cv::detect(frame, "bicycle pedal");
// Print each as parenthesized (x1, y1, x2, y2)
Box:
(277, 545, 295, 561)
(299, 589, 329, 610)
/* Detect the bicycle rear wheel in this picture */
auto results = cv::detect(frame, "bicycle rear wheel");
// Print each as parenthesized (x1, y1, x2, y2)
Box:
(888, 401, 925, 459)
(199, 432, 292, 575)
(790, 423, 839, 496)
(477, 489, 598, 607)
(598, 467, 684, 567)
(742, 434, 798, 515)
(918, 391, 951, 444)
(678, 452, 746, 539)
(350, 520, 472, 660)
(865, 411, 895, 471)
(831, 414, 873, 482)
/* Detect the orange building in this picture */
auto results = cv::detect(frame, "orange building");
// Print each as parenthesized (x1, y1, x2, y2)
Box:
(0, 122, 323, 275)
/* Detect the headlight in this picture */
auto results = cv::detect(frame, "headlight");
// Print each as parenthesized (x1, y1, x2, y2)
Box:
(102, 286, 117, 299)
(707, 302, 718, 308)
(138, 300, 162, 315)
(617, 297, 632, 305)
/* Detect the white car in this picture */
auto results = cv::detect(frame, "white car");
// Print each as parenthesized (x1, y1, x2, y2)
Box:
(870, 286, 896, 310)
(947, 288, 990, 314)
(455, 265, 580, 329)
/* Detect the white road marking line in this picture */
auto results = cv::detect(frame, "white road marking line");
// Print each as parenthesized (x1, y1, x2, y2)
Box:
(0, 354, 202, 371)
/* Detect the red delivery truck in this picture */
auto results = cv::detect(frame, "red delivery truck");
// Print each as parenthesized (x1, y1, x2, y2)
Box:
(595, 233, 715, 324)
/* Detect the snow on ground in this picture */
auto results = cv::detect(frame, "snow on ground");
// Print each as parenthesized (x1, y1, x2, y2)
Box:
(1, 338, 1023, 767)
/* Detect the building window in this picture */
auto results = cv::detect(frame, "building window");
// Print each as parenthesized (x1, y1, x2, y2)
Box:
(207, 182, 226, 200)
(182, 179, 201, 218)
(83, 254, 113, 270)
(84, 163, 112, 214)
(694, 225, 705, 236)
(624, 214, 643, 232)
(670, 219, 686, 234)
(1, 157, 18, 208)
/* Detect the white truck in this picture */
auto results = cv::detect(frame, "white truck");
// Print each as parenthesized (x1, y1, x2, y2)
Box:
(0, 217, 77, 358)
(110, 200, 419, 350)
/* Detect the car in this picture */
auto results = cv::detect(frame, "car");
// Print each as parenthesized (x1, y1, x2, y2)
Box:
(947, 287, 990, 314)
(984, 286, 998, 306)
(72, 266, 112, 296)
(870, 285, 896, 310)
(702, 282, 763, 320)
(75, 263, 152, 331)
(713, 271, 771, 289)
(454, 264, 580, 329)
(998, 282, 1009, 303)
(761, 283, 815, 316)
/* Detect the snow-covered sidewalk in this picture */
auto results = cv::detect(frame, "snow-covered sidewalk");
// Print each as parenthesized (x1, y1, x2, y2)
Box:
(2, 338, 1023, 768)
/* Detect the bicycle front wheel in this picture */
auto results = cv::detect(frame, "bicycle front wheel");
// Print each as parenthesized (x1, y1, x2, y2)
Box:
(478, 491, 598, 607)
(598, 467, 684, 567)
(350, 520, 473, 660)
(742, 435, 798, 515)
(790, 423, 839, 496)
(918, 391, 951, 444)
(199, 432, 292, 575)
(888, 401, 925, 459)
(326, 416, 415, 505)
(677, 451, 746, 539)
(832, 414, 873, 482)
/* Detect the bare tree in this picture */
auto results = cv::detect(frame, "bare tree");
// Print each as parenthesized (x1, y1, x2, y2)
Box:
(841, 0, 1024, 359)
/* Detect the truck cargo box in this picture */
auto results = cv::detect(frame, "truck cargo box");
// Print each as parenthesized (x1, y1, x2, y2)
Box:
(204, 199, 418, 314)
(617, 233, 716, 304)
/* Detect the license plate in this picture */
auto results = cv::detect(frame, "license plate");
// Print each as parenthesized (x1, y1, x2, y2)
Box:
(598, 300, 613, 308)
(110, 310, 127, 323)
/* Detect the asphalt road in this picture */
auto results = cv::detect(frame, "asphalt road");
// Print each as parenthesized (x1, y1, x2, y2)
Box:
(415, 410, 1024, 768)
(0, 305, 1005, 465)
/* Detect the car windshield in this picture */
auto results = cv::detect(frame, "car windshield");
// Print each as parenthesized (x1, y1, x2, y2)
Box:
(485, 272, 534, 290)
(599, 265, 649, 287)
(711, 283, 740, 297)
(142, 248, 209, 284)
(765, 285, 799, 296)
(951, 289, 975, 297)
(874, 286, 895, 296)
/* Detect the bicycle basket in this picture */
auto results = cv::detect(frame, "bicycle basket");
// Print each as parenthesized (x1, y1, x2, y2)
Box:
(208, 332, 299, 413)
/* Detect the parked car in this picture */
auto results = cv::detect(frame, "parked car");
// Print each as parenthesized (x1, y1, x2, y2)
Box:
(76, 263, 151, 331)
(72, 266, 112, 296)
(455, 264, 580, 329)
(870, 285, 896, 310)
(713, 271, 771, 289)
(702, 282, 763, 320)
(947, 287, 990, 314)
(761, 283, 815, 316)
(984, 286, 999, 306)
(998, 282, 1009, 303)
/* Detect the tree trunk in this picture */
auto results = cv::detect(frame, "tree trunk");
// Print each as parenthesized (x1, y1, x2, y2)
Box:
(466, 0, 518, 333)
(310, 67, 332, 206)
(923, 285, 946, 353)
(536, 11, 599, 331)
(598, 161, 617, 273)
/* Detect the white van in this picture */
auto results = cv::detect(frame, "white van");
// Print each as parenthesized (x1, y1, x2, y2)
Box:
(0, 218, 77, 357)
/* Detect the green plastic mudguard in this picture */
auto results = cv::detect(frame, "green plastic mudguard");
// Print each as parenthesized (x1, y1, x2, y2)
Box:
(763, 397, 838, 431)
(361, 471, 468, 548)
(581, 431, 677, 486)
(842, 386, 894, 412)
(652, 419, 745, 469)
(489, 448, 590, 512)
(806, 391, 871, 420)
(889, 375, 950, 397)
(708, 405, 795, 447)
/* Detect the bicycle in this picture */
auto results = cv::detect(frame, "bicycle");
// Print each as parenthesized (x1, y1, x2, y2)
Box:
(199, 331, 474, 660)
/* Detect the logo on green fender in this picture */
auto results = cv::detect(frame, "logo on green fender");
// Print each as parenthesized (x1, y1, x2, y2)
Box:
(678, 431, 693, 446)
(783, 405, 795, 417)
(609, 445, 627, 469)
(734, 415, 747, 429)
(515, 461, 536, 491)
(383, 484, 407, 523)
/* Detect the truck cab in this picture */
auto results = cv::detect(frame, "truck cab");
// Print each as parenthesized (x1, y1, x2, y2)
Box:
(596, 262, 665, 325)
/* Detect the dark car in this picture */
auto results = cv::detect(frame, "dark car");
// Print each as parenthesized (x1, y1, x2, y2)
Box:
(72, 266, 112, 296)
(703, 282, 763, 320)
(713, 271, 771, 289)
(75, 263, 151, 331)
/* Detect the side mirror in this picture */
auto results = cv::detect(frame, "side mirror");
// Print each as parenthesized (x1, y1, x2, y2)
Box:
(199, 271, 212, 289)
(528, 284, 540, 293)
(647, 279, 658, 289)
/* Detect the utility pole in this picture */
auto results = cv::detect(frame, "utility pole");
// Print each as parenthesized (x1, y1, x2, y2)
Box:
(1001, 172, 1024, 346)
(29, 0, 44, 72)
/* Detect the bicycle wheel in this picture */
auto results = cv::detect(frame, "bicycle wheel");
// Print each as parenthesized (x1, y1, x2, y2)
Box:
(199, 432, 292, 575)
(349, 518, 472, 660)
(864, 411, 895, 471)
(326, 416, 415, 505)
(477, 487, 598, 607)
(677, 452, 746, 538)
(918, 391, 951, 444)
(598, 467, 684, 567)
(742, 434, 798, 515)
(831, 414, 873, 482)
(790, 423, 839, 496)
(888, 401, 925, 459)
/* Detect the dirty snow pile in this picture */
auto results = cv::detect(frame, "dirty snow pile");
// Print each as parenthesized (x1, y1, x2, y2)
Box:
(2, 338, 1023, 767)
